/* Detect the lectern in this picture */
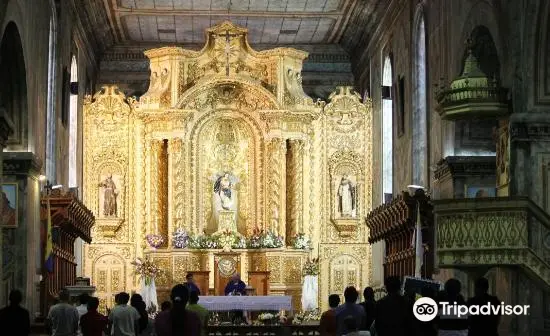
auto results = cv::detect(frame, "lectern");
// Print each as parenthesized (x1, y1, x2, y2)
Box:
(190, 271, 210, 296)
(248, 271, 270, 296)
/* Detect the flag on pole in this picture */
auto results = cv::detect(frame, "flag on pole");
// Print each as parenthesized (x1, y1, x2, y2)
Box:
(45, 198, 54, 273)
(413, 202, 423, 278)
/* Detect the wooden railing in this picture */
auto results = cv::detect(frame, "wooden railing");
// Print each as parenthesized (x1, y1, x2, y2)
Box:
(366, 191, 433, 279)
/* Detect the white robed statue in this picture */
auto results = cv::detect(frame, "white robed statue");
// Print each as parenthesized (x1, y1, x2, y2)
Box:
(301, 275, 319, 311)
(211, 172, 239, 233)
(140, 277, 158, 313)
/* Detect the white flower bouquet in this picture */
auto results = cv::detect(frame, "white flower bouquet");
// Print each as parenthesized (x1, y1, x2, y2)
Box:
(291, 233, 311, 249)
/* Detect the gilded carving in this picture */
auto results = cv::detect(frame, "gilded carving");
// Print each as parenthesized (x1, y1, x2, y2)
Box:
(267, 256, 281, 283)
(283, 257, 302, 284)
(82, 22, 374, 304)
(152, 257, 172, 287)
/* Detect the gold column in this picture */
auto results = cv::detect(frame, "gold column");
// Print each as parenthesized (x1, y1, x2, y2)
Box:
(139, 131, 148, 251)
(150, 139, 168, 245)
(268, 138, 287, 239)
(169, 138, 185, 233)
(286, 139, 304, 243)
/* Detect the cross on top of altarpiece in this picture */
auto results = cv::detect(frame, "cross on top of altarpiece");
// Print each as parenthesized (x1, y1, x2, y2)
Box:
(222, 30, 239, 76)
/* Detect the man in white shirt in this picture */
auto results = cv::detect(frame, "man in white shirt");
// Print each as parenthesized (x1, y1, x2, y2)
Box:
(108, 292, 140, 336)
(76, 294, 89, 336)
(46, 289, 80, 336)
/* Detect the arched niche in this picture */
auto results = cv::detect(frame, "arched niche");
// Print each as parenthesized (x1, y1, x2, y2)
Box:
(189, 108, 265, 236)
(461, 25, 501, 80)
(0, 22, 27, 149)
(454, 25, 499, 156)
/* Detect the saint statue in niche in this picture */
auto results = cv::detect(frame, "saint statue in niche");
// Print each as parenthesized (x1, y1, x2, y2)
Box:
(211, 172, 239, 231)
(99, 175, 118, 217)
(338, 174, 356, 217)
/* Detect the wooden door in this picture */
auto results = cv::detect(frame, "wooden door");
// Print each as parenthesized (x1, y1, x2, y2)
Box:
(93, 255, 125, 313)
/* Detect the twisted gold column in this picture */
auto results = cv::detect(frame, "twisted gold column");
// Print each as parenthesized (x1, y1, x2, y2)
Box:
(286, 139, 304, 244)
(267, 138, 287, 239)
(169, 138, 185, 233)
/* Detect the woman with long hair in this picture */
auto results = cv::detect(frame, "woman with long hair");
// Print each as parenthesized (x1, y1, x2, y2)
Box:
(130, 294, 149, 334)
(155, 284, 201, 336)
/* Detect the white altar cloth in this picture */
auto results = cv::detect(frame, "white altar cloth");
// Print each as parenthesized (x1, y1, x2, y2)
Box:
(198, 296, 293, 312)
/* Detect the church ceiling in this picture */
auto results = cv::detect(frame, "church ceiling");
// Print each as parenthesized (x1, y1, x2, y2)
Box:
(105, 0, 360, 44)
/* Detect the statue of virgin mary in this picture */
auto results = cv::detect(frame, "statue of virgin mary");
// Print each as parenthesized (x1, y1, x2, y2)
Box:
(211, 172, 239, 231)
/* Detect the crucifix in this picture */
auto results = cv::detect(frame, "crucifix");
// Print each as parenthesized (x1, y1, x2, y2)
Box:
(223, 30, 238, 76)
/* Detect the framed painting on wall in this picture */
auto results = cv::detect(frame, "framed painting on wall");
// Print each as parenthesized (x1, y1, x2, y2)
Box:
(465, 186, 496, 198)
(1, 183, 18, 228)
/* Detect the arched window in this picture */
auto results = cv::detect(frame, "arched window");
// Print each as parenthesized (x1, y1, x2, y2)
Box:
(412, 11, 427, 187)
(382, 56, 393, 203)
(46, 0, 57, 181)
(69, 55, 77, 188)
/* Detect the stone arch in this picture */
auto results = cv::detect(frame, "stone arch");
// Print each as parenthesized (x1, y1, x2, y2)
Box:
(457, 1, 501, 78)
(460, 26, 501, 80)
(189, 108, 266, 234)
(412, 4, 428, 187)
(0, 21, 27, 149)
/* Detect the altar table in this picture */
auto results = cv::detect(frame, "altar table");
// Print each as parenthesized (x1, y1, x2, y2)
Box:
(198, 296, 293, 312)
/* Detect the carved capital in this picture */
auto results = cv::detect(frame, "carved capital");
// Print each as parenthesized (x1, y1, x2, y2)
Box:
(3, 152, 43, 177)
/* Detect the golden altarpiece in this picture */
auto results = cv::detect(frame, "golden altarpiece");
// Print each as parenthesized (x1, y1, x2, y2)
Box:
(82, 22, 373, 311)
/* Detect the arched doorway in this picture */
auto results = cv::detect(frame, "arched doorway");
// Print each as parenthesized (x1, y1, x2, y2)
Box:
(0, 22, 28, 149)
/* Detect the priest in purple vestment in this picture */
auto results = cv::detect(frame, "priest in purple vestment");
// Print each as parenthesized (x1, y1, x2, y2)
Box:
(224, 273, 247, 296)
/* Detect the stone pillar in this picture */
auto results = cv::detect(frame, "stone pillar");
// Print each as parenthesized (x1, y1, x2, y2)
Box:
(2, 152, 42, 316)
(169, 138, 185, 234)
(286, 139, 305, 244)
(0, 108, 14, 306)
(267, 138, 287, 239)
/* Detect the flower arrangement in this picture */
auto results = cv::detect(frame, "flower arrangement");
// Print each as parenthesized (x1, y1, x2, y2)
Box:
(258, 313, 274, 321)
(146, 234, 164, 249)
(291, 233, 312, 249)
(303, 258, 320, 276)
(187, 233, 220, 249)
(131, 257, 163, 285)
(292, 309, 320, 324)
(262, 230, 284, 248)
(172, 228, 189, 248)
(248, 227, 264, 248)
